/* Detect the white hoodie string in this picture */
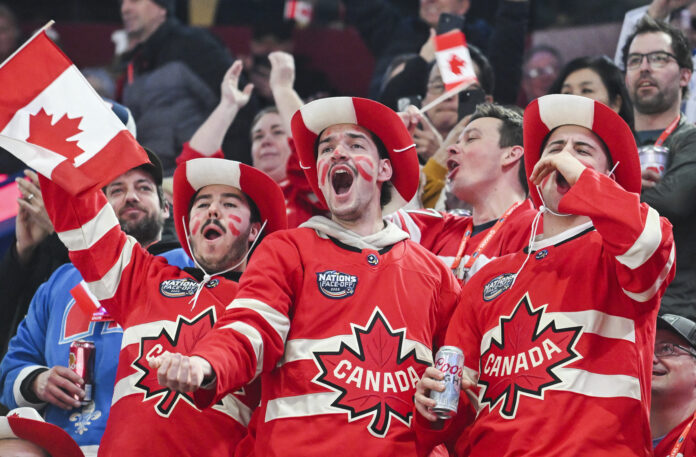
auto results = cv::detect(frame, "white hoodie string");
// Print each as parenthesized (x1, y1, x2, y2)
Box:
(182, 216, 268, 310)
(509, 161, 620, 290)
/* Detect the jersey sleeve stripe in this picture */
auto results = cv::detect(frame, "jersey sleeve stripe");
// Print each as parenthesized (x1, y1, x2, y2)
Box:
(84, 237, 137, 300)
(622, 243, 676, 303)
(57, 203, 119, 251)
(614, 207, 661, 269)
(225, 298, 291, 344)
(211, 392, 253, 426)
(13, 365, 48, 408)
(265, 392, 344, 422)
(218, 321, 265, 378)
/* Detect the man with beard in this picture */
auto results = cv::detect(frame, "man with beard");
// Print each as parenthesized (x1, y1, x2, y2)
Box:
(31, 155, 286, 456)
(152, 97, 462, 456)
(622, 16, 696, 319)
(0, 150, 192, 456)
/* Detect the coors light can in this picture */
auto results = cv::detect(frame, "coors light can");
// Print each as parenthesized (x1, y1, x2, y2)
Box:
(69, 340, 95, 405)
(429, 346, 464, 419)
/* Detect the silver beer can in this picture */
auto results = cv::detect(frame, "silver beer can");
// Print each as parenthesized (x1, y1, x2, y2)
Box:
(429, 346, 464, 419)
(638, 145, 669, 177)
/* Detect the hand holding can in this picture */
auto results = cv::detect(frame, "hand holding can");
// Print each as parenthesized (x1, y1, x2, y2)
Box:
(428, 346, 465, 419)
(638, 145, 669, 177)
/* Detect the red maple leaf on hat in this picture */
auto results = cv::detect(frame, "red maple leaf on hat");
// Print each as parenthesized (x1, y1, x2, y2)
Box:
(448, 54, 466, 76)
(132, 308, 217, 417)
(478, 295, 582, 419)
(25, 108, 84, 161)
(313, 309, 429, 437)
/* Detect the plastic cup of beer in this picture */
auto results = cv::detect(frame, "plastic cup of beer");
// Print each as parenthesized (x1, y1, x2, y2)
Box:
(638, 145, 669, 177)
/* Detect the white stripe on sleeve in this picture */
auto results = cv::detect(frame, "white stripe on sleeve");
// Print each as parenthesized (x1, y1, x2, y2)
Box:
(85, 237, 137, 300)
(615, 207, 661, 270)
(57, 203, 119, 251)
(622, 243, 676, 303)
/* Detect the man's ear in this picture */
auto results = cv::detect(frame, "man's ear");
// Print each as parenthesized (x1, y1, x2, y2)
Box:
(377, 158, 393, 183)
(248, 221, 262, 243)
(501, 145, 524, 167)
(161, 199, 171, 219)
(681, 68, 692, 90)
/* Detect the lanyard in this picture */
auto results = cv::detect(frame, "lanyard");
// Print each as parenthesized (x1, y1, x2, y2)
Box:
(669, 411, 696, 457)
(655, 115, 680, 147)
(450, 201, 522, 279)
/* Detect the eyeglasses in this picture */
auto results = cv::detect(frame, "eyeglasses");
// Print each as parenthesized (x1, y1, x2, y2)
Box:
(626, 51, 679, 70)
(654, 341, 696, 358)
(427, 81, 446, 95)
(525, 65, 556, 79)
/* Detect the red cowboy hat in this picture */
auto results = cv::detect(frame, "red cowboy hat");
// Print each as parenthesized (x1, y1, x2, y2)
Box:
(173, 158, 287, 260)
(291, 96, 419, 214)
(0, 407, 85, 457)
(523, 94, 641, 207)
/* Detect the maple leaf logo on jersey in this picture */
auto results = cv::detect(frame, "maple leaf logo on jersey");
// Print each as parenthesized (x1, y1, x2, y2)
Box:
(25, 108, 84, 161)
(313, 308, 428, 438)
(448, 54, 467, 75)
(132, 309, 216, 417)
(478, 295, 582, 419)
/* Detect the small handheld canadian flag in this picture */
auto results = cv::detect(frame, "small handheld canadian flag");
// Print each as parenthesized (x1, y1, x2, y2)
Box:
(433, 30, 478, 92)
(284, 0, 313, 27)
(71, 280, 113, 321)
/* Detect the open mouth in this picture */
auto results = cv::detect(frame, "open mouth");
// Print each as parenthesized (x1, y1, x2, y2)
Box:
(331, 167, 354, 195)
(555, 172, 570, 194)
(652, 369, 667, 376)
(202, 221, 224, 241)
(446, 159, 460, 179)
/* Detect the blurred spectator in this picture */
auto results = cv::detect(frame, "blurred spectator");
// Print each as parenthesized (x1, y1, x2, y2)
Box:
(651, 314, 696, 457)
(344, 0, 528, 104)
(0, 150, 191, 457)
(116, 0, 256, 173)
(622, 16, 696, 319)
(0, 407, 84, 457)
(520, 44, 563, 104)
(82, 67, 116, 99)
(0, 3, 20, 63)
(177, 56, 327, 227)
(616, 0, 696, 123)
(548, 55, 635, 130)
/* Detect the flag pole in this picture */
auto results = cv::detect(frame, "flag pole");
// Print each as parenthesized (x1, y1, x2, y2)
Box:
(419, 81, 468, 115)
(0, 20, 56, 69)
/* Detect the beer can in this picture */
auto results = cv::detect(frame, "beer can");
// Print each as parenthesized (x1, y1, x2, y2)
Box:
(429, 346, 464, 419)
(69, 340, 95, 405)
(638, 145, 669, 177)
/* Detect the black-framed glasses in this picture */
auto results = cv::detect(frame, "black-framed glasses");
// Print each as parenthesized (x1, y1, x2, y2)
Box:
(654, 341, 696, 358)
(626, 51, 679, 70)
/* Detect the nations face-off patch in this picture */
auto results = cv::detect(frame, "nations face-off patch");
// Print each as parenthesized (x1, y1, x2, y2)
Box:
(483, 273, 516, 301)
(316, 270, 358, 299)
(159, 278, 219, 298)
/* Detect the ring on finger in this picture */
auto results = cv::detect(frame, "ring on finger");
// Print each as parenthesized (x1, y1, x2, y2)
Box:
(27, 193, 34, 201)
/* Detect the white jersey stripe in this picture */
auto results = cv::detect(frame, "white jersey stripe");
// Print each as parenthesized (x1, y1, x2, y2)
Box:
(219, 321, 265, 378)
(85, 237, 137, 300)
(480, 308, 635, 354)
(623, 243, 676, 303)
(226, 298, 291, 345)
(121, 320, 180, 348)
(265, 392, 343, 422)
(279, 335, 433, 367)
(58, 203, 119, 251)
(548, 367, 641, 400)
(13, 365, 48, 408)
(615, 207, 661, 270)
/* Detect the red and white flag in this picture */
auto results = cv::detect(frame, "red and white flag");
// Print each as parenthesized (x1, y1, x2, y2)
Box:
(0, 28, 148, 195)
(434, 30, 478, 92)
(284, 0, 313, 27)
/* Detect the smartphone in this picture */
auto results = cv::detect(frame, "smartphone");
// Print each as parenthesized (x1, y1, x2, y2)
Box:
(458, 87, 486, 120)
(437, 13, 465, 35)
(397, 95, 422, 112)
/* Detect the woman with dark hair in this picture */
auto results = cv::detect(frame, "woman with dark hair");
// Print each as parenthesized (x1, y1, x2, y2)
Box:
(548, 55, 635, 130)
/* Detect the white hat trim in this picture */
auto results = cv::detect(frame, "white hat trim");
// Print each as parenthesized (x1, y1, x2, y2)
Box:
(300, 97, 357, 134)
(538, 94, 595, 132)
(185, 158, 241, 191)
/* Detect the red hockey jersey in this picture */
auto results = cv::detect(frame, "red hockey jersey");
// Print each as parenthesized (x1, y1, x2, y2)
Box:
(39, 177, 255, 457)
(417, 169, 675, 456)
(653, 414, 696, 457)
(391, 201, 537, 280)
(191, 217, 461, 456)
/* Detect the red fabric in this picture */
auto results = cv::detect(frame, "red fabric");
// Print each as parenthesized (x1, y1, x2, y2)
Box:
(654, 414, 696, 457)
(425, 170, 674, 456)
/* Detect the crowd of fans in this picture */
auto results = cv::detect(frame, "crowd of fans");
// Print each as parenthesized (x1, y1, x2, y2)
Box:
(0, 0, 695, 455)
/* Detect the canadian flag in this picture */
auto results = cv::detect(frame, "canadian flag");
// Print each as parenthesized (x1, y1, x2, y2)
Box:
(284, 0, 313, 27)
(0, 29, 148, 195)
(434, 30, 478, 92)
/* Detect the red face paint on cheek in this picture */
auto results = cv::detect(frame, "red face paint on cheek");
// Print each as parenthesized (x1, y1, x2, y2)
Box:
(228, 214, 242, 223)
(354, 156, 375, 182)
(318, 159, 330, 187)
(227, 222, 241, 236)
(191, 220, 201, 235)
